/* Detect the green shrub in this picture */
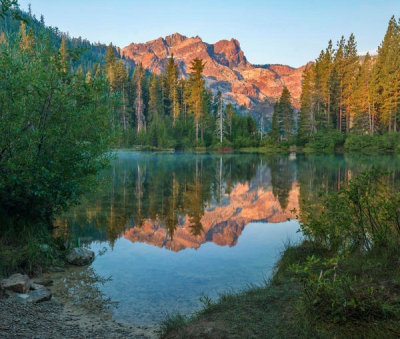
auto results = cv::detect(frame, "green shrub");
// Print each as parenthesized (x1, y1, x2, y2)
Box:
(344, 133, 400, 152)
(305, 130, 345, 151)
(290, 255, 396, 323)
(0, 33, 114, 232)
(299, 169, 400, 252)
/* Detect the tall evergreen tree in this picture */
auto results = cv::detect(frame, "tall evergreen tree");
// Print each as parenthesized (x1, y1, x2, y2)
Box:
(166, 54, 180, 124)
(215, 91, 224, 143)
(187, 58, 206, 142)
(279, 87, 295, 140)
(298, 64, 315, 143)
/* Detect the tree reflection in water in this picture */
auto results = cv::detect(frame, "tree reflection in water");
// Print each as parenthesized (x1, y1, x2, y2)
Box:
(55, 152, 400, 250)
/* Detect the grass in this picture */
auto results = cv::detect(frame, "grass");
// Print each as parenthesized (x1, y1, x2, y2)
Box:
(238, 146, 292, 154)
(161, 241, 400, 338)
(0, 222, 69, 278)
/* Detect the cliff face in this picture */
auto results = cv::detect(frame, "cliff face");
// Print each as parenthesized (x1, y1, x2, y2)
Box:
(123, 182, 299, 252)
(122, 33, 306, 108)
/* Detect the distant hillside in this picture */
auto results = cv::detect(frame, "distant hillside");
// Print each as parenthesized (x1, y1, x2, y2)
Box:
(0, 11, 135, 74)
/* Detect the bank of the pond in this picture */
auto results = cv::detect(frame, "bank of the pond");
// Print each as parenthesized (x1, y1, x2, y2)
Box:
(0, 258, 160, 339)
(162, 241, 400, 338)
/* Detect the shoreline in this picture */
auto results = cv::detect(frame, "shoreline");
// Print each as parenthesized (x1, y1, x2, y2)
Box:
(0, 264, 160, 338)
(162, 241, 400, 338)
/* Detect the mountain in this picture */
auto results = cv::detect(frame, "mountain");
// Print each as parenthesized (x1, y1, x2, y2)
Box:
(122, 33, 307, 108)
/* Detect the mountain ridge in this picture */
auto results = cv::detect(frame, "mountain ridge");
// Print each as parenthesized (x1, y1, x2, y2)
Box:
(122, 33, 307, 108)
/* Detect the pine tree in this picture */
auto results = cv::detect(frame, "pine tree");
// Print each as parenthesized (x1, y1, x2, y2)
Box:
(343, 34, 358, 131)
(332, 36, 346, 131)
(269, 102, 281, 143)
(134, 64, 146, 133)
(59, 36, 68, 72)
(166, 54, 180, 124)
(225, 104, 234, 141)
(298, 64, 315, 143)
(215, 91, 224, 143)
(279, 87, 295, 140)
(19, 21, 34, 51)
(187, 58, 206, 142)
(374, 16, 400, 132)
(104, 43, 117, 88)
(353, 54, 374, 134)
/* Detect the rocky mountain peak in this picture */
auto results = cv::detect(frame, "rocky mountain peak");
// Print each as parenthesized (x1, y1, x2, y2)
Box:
(122, 34, 306, 108)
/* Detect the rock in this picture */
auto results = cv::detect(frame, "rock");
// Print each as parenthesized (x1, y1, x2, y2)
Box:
(27, 288, 52, 303)
(1, 274, 30, 293)
(66, 248, 95, 266)
(16, 288, 52, 303)
(16, 293, 30, 302)
(30, 283, 45, 290)
(122, 34, 305, 109)
(33, 278, 53, 287)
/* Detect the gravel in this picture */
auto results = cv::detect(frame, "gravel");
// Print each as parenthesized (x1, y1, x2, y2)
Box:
(0, 294, 159, 338)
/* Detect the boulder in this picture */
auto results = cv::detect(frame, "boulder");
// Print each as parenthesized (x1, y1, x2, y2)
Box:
(1, 274, 30, 293)
(16, 288, 52, 303)
(66, 247, 94, 266)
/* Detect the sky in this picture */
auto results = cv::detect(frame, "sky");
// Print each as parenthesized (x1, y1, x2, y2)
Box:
(19, 0, 400, 67)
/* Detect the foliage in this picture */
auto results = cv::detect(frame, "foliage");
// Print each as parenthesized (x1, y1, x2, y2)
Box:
(299, 169, 400, 252)
(0, 26, 114, 233)
(289, 254, 396, 323)
(344, 132, 400, 152)
(160, 313, 188, 337)
(298, 16, 400, 146)
(304, 129, 345, 151)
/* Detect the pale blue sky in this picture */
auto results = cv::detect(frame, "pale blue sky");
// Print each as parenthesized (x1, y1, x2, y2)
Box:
(19, 0, 400, 67)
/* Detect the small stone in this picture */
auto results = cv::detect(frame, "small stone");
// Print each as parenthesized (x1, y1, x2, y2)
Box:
(30, 283, 45, 290)
(27, 288, 52, 303)
(1, 274, 30, 293)
(16, 293, 30, 302)
(66, 248, 95, 266)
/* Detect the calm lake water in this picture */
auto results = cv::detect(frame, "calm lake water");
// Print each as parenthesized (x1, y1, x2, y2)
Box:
(56, 151, 400, 325)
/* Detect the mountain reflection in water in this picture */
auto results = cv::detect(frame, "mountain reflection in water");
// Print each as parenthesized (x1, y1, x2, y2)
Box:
(56, 152, 298, 248)
(56, 152, 400, 251)
(54, 152, 400, 326)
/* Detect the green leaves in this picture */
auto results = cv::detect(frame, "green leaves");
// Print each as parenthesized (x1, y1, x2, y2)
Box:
(299, 169, 400, 252)
(0, 26, 113, 230)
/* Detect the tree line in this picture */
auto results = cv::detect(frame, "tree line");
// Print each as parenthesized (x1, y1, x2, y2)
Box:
(267, 16, 400, 152)
(103, 44, 259, 149)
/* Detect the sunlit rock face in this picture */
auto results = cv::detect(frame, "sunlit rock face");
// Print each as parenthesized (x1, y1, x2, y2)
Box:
(122, 34, 307, 108)
(123, 182, 299, 252)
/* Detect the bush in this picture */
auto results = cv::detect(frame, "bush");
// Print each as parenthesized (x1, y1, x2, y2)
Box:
(305, 130, 345, 151)
(290, 255, 396, 323)
(0, 32, 114, 232)
(344, 133, 400, 152)
(299, 169, 400, 252)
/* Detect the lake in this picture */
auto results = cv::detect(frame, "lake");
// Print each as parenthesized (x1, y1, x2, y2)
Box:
(56, 151, 400, 325)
